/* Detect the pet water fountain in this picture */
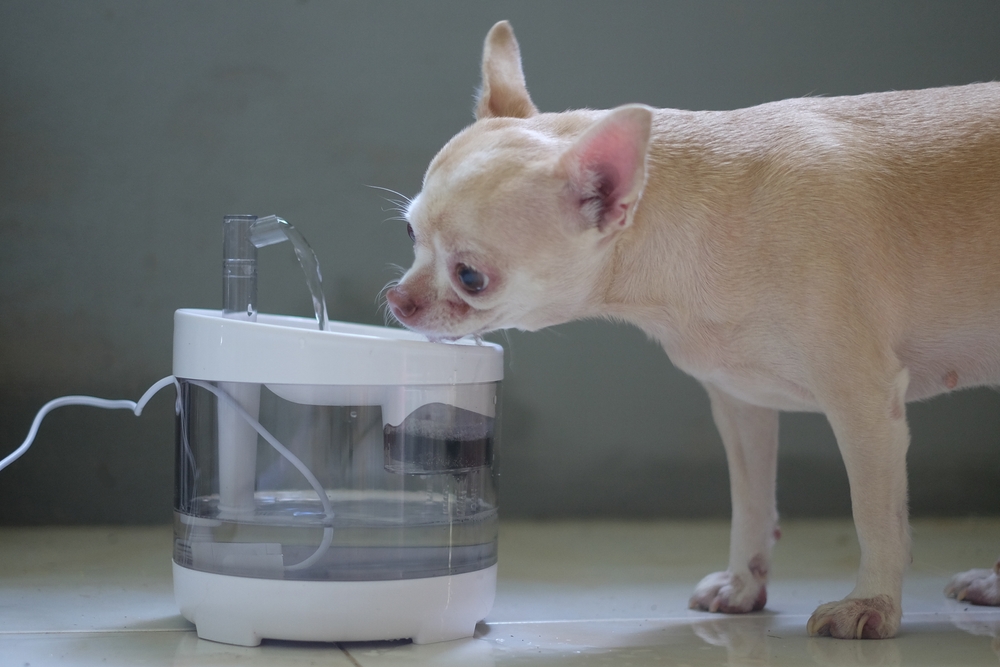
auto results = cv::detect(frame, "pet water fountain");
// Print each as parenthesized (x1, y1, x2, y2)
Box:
(3, 214, 504, 647)
(172, 215, 503, 645)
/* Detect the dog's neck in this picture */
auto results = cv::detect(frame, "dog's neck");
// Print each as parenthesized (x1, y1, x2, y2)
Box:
(596, 109, 752, 340)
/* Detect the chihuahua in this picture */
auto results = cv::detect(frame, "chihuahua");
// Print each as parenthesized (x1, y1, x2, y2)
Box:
(386, 21, 1000, 639)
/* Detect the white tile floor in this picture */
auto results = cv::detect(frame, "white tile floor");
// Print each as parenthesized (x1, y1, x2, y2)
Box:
(2, 519, 999, 666)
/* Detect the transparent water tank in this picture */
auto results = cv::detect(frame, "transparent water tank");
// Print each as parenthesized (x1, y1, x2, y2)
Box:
(171, 309, 503, 645)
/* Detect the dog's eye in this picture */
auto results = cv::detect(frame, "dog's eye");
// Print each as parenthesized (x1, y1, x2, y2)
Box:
(406, 223, 416, 243)
(456, 264, 488, 293)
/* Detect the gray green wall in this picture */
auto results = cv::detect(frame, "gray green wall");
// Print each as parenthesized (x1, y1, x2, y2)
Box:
(1, 1, 998, 523)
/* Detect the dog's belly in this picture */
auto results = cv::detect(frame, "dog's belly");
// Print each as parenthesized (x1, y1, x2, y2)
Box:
(677, 348, 1000, 413)
(659, 326, 1000, 413)
(899, 340, 1000, 402)
(684, 356, 998, 414)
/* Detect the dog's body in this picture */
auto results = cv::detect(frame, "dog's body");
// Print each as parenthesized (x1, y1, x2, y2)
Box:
(386, 21, 1000, 639)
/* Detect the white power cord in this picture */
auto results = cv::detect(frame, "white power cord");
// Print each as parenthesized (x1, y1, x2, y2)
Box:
(0, 376, 179, 472)
(1, 376, 334, 572)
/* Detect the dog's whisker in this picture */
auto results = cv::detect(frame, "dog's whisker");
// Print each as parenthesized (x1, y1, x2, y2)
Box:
(375, 279, 400, 305)
(375, 277, 406, 329)
(366, 185, 413, 207)
(367, 186, 415, 226)
(379, 201, 410, 214)
(384, 263, 407, 278)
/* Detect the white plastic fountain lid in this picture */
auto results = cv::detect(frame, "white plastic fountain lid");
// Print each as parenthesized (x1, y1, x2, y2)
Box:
(172, 309, 503, 385)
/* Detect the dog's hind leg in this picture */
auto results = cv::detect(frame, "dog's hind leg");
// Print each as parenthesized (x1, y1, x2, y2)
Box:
(946, 558, 1000, 606)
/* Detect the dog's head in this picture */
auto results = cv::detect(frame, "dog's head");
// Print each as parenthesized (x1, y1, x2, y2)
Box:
(386, 21, 653, 340)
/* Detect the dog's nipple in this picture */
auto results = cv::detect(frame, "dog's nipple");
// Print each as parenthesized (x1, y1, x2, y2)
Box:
(944, 370, 958, 389)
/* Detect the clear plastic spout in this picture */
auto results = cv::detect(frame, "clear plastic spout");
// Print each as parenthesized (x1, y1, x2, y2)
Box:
(248, 214, 290, 249)
(223, 215, 259, 321)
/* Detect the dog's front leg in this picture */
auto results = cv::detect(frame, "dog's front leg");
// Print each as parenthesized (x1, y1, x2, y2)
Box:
(690, 383, 779, 614)
(807, 365, 911, 639)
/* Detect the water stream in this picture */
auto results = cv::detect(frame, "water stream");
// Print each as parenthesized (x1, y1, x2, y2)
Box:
(247, 215, 329, 331)
(282, 224, 329, 332)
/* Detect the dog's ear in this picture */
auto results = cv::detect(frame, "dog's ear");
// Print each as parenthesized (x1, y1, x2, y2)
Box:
(559, 105, 653, 233)
(475, 21, 538, 120)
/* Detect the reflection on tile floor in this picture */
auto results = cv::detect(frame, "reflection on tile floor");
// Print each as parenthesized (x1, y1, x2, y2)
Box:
(1, 520, 998, 666)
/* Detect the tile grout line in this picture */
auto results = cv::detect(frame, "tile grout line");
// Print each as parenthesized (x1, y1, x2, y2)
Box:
(484, 609, 1000, 626)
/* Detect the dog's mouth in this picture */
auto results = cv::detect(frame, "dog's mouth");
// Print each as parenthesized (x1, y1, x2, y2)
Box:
(405, 312, 497, 343)
(423, 330, 487, 344)
(385, 279, 507, 340)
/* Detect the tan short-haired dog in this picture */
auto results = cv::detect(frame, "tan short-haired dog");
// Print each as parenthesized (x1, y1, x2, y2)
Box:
(386, 21, 1000, 639)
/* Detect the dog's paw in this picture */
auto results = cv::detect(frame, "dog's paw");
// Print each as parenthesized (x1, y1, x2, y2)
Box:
(689, 570, 767, 613)
(806, 595, 900, 639)
(945, 560, 1000, 606)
